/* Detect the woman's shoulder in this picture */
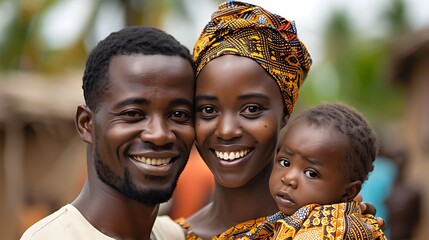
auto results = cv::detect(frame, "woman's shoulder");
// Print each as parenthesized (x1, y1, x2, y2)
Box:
(175, 218, 203, 240)
(175, 215, 273, 240)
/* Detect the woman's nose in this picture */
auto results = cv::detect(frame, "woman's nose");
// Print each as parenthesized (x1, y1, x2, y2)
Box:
(214, 112, 242, 140)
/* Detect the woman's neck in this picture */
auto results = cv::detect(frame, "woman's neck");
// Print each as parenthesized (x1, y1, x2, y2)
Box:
(186, 163, 278, 240)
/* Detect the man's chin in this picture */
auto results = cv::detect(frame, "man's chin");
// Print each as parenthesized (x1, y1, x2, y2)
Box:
(127, 188, 173, 206)
(94, 151, 178, 205)
(123, 175, 171, 205)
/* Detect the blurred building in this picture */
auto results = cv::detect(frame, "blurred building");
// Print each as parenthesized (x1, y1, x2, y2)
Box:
(0, 72, 86, 239)
(386, 27, 429, 240)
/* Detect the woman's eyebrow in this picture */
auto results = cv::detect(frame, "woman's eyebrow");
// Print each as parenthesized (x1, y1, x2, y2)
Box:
(195, 95, 218, 101)
(238, 93, 270, 100)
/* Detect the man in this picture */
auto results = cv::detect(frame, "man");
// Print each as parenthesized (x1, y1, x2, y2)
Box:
(21, 26, 195, 240)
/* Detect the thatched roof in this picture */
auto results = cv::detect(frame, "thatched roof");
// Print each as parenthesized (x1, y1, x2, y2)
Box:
(0, 71, 84, 122)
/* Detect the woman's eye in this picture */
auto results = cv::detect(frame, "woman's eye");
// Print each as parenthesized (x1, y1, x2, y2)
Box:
(305, 170, 319, 178)
(247, 105, 260, 113)
(279, 158, 290, 168)
(241, 104, 263, 117)
(201, 106, 215, 114)
(198, 106, 218, 119)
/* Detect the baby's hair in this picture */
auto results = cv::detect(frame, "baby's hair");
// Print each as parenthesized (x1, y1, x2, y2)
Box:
(82, 26, 194, 112)
(293, 103, 379, 183)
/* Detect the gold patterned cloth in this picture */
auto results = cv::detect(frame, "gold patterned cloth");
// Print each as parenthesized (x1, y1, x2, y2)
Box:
(245, 201, 386, 240)
(176, 215, 269, 240)
(193, 1, 312, 115)
(176, 201, 386, 240)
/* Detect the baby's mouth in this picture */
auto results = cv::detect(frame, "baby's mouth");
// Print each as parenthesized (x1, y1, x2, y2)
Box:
(277, 192, 295, 205)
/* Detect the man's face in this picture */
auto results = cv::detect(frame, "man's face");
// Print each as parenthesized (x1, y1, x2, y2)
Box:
(92, 54, 195, 205)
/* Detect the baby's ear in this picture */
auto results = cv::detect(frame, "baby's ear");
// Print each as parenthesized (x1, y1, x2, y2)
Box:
(281, 108, 290, 129)
(342, 180, 362, 202)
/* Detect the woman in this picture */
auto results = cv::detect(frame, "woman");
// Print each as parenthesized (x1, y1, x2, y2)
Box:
(156, 1, 381, 239)
(176, 1, 311, 239)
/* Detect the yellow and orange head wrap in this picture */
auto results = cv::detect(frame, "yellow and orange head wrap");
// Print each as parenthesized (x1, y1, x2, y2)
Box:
(194, 1, 312, 115)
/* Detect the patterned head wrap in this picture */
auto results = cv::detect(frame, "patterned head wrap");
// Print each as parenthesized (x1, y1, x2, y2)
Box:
(194, 1, 312, 115)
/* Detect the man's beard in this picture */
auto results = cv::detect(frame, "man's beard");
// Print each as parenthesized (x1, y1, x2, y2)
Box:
(93, 143, 179, 206)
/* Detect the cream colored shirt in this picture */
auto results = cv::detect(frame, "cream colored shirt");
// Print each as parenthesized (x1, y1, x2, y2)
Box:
(152, 215, 185, 240)
(21, 204, 185, 240)
(20, 204, 115, 240)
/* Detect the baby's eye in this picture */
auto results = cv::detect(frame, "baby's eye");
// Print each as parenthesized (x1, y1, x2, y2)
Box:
(304, 170, 319, 179)
(279, 158, 290, 168)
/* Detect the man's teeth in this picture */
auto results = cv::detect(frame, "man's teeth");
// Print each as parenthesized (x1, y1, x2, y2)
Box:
(215, 149, 250, 161)
(133, 156, 172, 166)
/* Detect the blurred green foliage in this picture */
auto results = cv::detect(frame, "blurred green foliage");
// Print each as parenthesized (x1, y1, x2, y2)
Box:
(0, 0, 192, 73)
(0, 0, 414, 126)
(297, 0, 410, 126)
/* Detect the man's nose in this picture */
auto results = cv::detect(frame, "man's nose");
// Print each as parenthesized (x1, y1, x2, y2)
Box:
(139, 115, 175, 147)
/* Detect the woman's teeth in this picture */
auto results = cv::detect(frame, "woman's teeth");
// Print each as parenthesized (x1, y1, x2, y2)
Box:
(215, 149, 250, 160)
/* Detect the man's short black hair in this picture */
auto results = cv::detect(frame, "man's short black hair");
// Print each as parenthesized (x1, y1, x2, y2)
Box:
(82, 26, 195, 111)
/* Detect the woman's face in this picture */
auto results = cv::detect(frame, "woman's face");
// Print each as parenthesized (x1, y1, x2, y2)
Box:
(195, 55, 287, 188)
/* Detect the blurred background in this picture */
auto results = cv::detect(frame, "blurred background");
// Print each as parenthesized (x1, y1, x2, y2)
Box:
(1, 0, 428, 239)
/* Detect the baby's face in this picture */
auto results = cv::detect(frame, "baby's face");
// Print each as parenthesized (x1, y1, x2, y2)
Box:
(269, 118, 352, 215)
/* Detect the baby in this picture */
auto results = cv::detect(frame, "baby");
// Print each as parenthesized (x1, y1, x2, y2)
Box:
(247, 103, 387, 239)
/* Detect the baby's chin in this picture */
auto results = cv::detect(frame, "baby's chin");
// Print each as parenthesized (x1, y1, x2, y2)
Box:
(274, 199, 300, 216)
(278, 207, 299, 216)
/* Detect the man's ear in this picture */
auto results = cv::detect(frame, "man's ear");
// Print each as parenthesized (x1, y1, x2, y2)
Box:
(75, 105, 94, 144)
(342, 180, 362, 202)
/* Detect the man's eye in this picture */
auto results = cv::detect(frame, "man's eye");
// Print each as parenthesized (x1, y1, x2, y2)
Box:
(279, 158, 290, 167)
(305, 170, 319, 178)
(172, 111, 185, 118)
(123, 110, 143, 118)
(170, 110, 191, 123)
